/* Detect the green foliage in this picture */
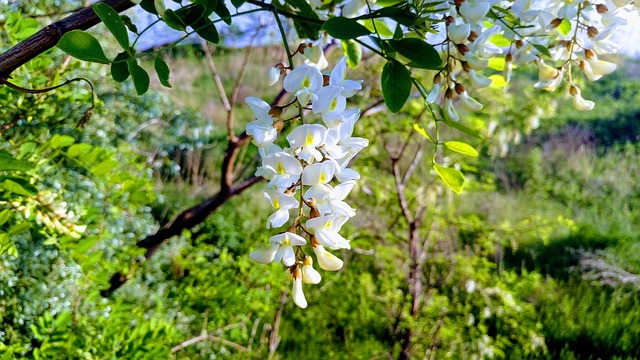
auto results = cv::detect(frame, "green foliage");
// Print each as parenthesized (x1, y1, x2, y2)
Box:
(321, 17, 372, 39)
(381, 59, 412, 113)
(57, 30, 110, 64)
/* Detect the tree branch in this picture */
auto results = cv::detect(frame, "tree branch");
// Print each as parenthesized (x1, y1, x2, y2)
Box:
(0, 0, 135, 79)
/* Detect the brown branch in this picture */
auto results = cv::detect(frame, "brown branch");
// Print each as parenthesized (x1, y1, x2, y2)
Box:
(0, 0, 135, 79)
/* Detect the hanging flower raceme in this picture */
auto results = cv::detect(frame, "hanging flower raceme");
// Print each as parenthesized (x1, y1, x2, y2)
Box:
(246, 55, 366, 308)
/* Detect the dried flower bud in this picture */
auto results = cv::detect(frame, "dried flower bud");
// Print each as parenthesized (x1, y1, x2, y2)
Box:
(550, 18, 563, 28)
(468, 31, 478, 42)
(296, 43, 308, 54)
(596, 4, 608, 14)
(457, 43, 470, 55)
(272, 119, 284, 131)
(587, 26, 599, 39)
(323, 74, 330, 87)
(445, 15, 455, 26)
(461, 61, 471, 72)
(454, 82, 465, 94)
(585, 49, 595, 59)
(269, 106, 283, 119)
(569, 85, 579, 96)
(515, 39, 524, 49)
(445, 88, 454, 99)
(310, 234, 320, 247)
(433, 73, 442, 84)
(505, 53, 513, 62)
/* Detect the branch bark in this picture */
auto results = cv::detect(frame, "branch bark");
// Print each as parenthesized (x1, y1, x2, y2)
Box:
(0, 0, 135, 79)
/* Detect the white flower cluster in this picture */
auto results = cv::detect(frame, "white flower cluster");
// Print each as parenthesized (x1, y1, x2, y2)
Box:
(246, 56, 367, 308)
(425, 0, 632, 120)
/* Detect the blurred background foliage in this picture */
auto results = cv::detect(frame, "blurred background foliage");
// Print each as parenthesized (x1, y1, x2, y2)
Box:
(1, 3, 640, 359)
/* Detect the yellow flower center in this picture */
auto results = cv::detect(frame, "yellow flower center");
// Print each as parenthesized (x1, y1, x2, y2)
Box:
(319, 172, 327, 183)
(330, 98, 337, 110)
(282, 236, 291, 246)
(277, 161, 285, 174)
(302, 76, 310, 88)
(273, 198, 280, 209)
(325, 220, 332, 229)
(305, 134, 314, 146)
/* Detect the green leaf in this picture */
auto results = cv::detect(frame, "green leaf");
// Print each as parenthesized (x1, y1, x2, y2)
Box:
(433, 163, 465, 194)
(67, 143, 93, 157)
(127, 61, 150, 95)
(120, 15, 139, 34)
(0, 152, 33, 171)
(341, 40, 362, 68)
(8, 222, 30, 236)
(139, 0, 158, 14)
(50, 135, 75, 148)
(0, 209, 11, 226)
(111, 52, 131, 82)
(194, 19, 219, 43)
(57, 30, 110, 64)
(0, 233, 17, 258)
(175, 4, 205, 26)
(381, 59, 412, 113)
(363, 19, 393, 38)
(154, 57, 172, 88)
(93, 2, 130, 51)
(444, 141, 479, 157)
(558, 18, 571, 36)
(163, 9, 187, 31)
(389, 38, 441, 69)
(413, 123, 434, 142)
(442, 117, 481, 139)
(3, 179, 33, 196)
(214, 0, 232, 25)
(231, 0, 246, 8)
(533, 44, 552, 58)
(322, 17, 371, 39)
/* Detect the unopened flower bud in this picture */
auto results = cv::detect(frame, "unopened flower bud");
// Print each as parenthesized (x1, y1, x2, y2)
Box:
(587, 26, 599, 39)
(457, 43, 470, 55)
(297, 43, 308, 54)
(550, 18, 563, 28)
(461, 61, 471, 72)
(596, 4, 608, 14)
(454, 83, 465, 94)
(515, 40, 524, 49)
(433, 73, 442, 84)
(445, 88, 454, 99)
(468, 31, 478, 42)
(445, 16, 455, 26)
(268, 106, 283, 118)
(585, 49, 595, 59)
(505, 53, 513, 62)
(272, 119, 284, 131)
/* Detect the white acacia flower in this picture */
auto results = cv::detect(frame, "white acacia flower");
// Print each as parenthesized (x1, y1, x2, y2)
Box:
(287, 124, 328, 163)
(302, 256, 321, 284)
(570, 86, 595, 111)
(593, 24, 621, 54)
(306, 214, 351, 249)
(255, 152, 303, 189)
(306, 180, 357, 216)
(443, 98, 460, 122)
(427, 83, 442, 104)
(312, 85, 347, 125)
(468, 69, 492, 88)
(267, 66, 280, 86)
(264, 190, 299, 228)
(302, 42, 328, 70)
(448, 23, 471, 44)
(270, 231, 307, 266)
(291, 267, 308, 308)
(302, 161, 335, 187)
(312, 244, 343, 271)
(283, 65, 323, 105)
(579, 60, 602, 81)
(459, 92, 484, 112)
(464, 52, 489, 71)
(586, 54, 617, 76)
(246, 97, 278, 146)
(459, 1, 491, 23)
(249, 243, 280, 264)
(154, 0, 166, 16)
(329, 57, 363, 97)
